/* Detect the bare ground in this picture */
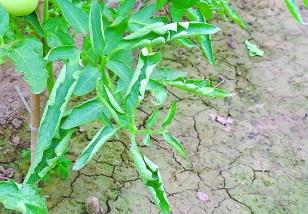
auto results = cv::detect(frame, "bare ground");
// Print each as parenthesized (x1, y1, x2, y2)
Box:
(0, 0, 308, 214)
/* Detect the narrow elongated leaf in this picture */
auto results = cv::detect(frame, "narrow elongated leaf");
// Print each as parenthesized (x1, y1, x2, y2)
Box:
(104, 85, 125, 113)
(8, 38, 48, 94)
(97, 79, 124, 125)
(90, 0, 105, 56)
(162, 102, 177, 129)
(24, 129, 75, 184)
(62, 99, 106, 129)
(0, 6, 9, 37)
(56, 0, 89, 34)
(74, 65, 101, 96)
(284, 0, 305, 23)
(0, 180, 47, 214)
(163, 133, 186, 157)
(130, 136, 170, 213)
(25, 63, 82, 183)
(73, 127, 118, 170)
(45, 30, 74, 48)
(146, 109, 160, 129)
(197, 35, 215, 65)
(218, 0, 245, 28)
(165, 78, 232, 98)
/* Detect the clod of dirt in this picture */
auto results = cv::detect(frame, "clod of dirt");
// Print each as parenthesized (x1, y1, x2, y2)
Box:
(85, 196, 104, 214)
(11, 136, 21, 146)
(11, 118, 23, 129)
(196, 192, 210, 204)
(0, 166, 14, 181)
(210, 113, 234, 126)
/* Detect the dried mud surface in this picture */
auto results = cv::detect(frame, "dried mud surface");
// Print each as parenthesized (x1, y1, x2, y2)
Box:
(1, 0, 308, 214)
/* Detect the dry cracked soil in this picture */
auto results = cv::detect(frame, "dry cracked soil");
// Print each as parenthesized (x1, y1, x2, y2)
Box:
(0, 0, 308, 214)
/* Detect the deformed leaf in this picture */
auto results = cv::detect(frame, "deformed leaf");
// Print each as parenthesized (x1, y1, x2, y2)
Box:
(73, 127, 118, 170)
(146, 109, 160, 129)
(45, 45, 80, 62)
(165, 78, 232, 98)
(162, 102, 177, 129)
(25, 62, 82, 184)
(8, 38, 48, 94)
(147, 80, 168, 105)
(197, 35, 215, 65)
(74, 65, 102, 96)
(245, 40, 264, 57)
(0, 6, 9, 37)
(163, 132, 186, 157)
(56, 0, 89, 34)
(90, 0, 105, 56)
(0, 180, 47, 214)
(62, 98, 107, 129)
(130, 136, 170, 213)
(24, 129, 75, 184)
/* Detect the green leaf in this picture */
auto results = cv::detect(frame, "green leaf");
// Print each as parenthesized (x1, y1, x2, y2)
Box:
(170, 4, 186, 22)
(142, 134, 151, 146)
(245, 40, 264, 57)
(8, 38, 48, 94)
(45, 45, 80, 62)
(25, 62, 82, 184)
(73, 127, 118, 170)
(0, 6, 9, 37)
(0, 180, 47, 214)
(106, 59, 133, 90)
(171, 0, 199, 9)
(146, 109, 160, 129)
(285, 0, 306, 23)
(197, 35, 215, 65)
(90, 0, 105, 56)
(156, 0, 168, 10)
(162, 102, 177, 129)
(97, 79, 124, 124)
(45, 31, 74, 48)
(24, 129, 75, 184)
(128, 4, 156, 31)
(304, 0, 308, 8)
(55, 0, 89, 34)
(62, 99, 107, 129)
(163, 132, 186, 157)
(174, 38, 196, 48)
(147, 80, 168, 105)
(130, 136, 170, 213)
(219, 0, 246, 28)
(74, 65, 102, 96)
(151, 67, 186, 81)
(24, 13, 44, 37)
(165, 78, 232, 98)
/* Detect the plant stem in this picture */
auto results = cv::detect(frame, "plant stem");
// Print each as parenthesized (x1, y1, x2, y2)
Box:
(29, 0, 48, 163)
(135, 129, 166, 135)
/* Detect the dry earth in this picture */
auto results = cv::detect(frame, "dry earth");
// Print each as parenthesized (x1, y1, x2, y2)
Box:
(0, 0, 308, 214)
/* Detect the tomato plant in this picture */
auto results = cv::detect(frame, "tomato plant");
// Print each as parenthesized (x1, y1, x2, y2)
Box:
(0, 0, 306, 213)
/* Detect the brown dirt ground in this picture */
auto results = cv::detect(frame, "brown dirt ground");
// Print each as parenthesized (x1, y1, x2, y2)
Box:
(1, 0, 308, 214)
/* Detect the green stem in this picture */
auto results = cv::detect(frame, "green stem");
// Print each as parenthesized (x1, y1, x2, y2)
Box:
(100, 56, 113, 90)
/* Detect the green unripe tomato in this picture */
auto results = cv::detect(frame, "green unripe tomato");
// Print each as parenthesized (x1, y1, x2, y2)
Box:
(171, 0, 199, 9)
(0, 0, 39, 16)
